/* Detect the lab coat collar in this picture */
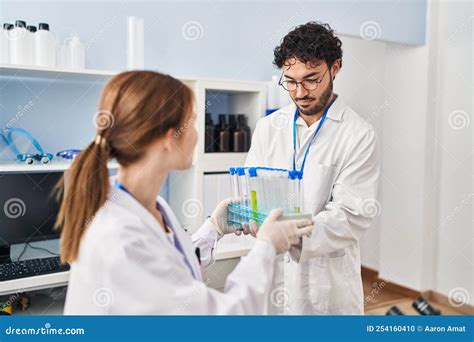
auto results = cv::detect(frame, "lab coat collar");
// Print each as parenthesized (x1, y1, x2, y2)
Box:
(294, 94, 345, 126)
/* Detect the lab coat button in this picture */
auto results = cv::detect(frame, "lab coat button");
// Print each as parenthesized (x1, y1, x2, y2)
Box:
(284, 255, 290, 263)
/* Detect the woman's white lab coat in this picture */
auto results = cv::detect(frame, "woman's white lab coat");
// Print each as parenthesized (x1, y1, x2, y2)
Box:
(245, 95, 380, 315)
(64, 184, 276, 315)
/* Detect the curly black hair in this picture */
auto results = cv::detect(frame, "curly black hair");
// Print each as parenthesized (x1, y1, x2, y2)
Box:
(273, 21, 343, 69)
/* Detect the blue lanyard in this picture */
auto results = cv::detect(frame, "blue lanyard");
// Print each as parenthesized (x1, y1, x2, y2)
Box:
(292, 95, 338, 176)
(114, 180, 198, 279)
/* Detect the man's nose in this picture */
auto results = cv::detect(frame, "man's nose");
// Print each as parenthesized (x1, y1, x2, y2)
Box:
(295, 84, 309, 99)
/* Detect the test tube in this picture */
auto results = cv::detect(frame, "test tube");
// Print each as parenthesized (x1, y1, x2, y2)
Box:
(288, 171, 296, 213)
(279, 169, 288, 212)
(274, 169, 282, 212)
(256, 167, 269, 215)
(248, 167, 259, 220)
(296, 171, 303, 213)
(228, 167, 239, 225)
(236, 167, 248, 226)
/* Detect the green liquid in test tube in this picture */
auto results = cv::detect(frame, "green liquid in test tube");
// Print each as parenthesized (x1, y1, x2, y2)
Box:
(248, 168, 259, 219)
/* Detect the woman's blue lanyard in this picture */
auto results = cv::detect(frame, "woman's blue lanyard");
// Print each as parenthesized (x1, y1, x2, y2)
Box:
(292, 95, 338, 177)
(114, 179, 198, 279)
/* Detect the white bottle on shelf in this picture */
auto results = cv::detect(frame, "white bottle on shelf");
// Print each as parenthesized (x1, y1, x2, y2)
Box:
(34, 23, 56, 67)
(0, 23, 13, 64)
(56, 42, 69, 68)
(68, 34, 85, 69)
(127, 16, 144, 70)
(10, 20, 32, 65)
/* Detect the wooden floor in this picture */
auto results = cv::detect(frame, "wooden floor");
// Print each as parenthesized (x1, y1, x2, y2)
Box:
(362, 270, 468, 315)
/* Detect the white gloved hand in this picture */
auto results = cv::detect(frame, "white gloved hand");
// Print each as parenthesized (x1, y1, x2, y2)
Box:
(234, 221, 256, 237)
(209, 198, 238, 237)
(256, 208, 313, 254)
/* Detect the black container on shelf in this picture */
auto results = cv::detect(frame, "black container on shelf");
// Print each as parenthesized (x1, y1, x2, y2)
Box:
(205, 113, 215, 152)
(215, 114, 230, 152)
(233, 115, 249, 152)
(226, 114, 237, 152)
(237, 114, 251, 152)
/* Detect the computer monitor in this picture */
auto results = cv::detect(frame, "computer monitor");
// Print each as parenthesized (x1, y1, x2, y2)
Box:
(0, 171, 63, 263)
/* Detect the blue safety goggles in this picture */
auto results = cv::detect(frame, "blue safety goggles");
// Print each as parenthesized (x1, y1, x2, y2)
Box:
(1, 128, 53, 164)
(17, 153, 53, 164)
(56, 149, 81, 160)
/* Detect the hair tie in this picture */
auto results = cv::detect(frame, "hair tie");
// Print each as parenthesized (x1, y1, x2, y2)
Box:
(94, 135, 107, 149)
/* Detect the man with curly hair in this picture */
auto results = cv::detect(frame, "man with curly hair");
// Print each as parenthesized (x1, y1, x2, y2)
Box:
(244, 22, 380, 315)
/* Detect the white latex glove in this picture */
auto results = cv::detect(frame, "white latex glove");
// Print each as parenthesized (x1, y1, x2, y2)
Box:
(209, 198, 238, 237)
(256, 208, 313, 254)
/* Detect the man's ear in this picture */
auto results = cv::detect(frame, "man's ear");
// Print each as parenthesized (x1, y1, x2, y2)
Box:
(331, 59, 341, 80)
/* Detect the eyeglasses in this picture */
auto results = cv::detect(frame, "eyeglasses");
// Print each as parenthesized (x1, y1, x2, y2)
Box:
(278, 68, 329, 92)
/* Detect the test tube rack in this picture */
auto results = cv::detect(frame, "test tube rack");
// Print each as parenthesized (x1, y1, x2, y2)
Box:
(228, 166, 310, 228)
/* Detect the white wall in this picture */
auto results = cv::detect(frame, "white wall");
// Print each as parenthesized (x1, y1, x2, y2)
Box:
(0, 1, 428, 79)
(432, 0, 472, 305)
(378, 41, 432, 289)
(356, 0, 473, 306)
(334, 36, 386, 271)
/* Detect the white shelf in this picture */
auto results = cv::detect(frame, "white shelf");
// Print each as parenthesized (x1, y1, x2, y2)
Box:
(0, 160, 119, 173)
(0, 64, 117, 80)
(0, 271, 69, 296)
(196, 153, 247, 173)
(214, 234, 254, 261)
